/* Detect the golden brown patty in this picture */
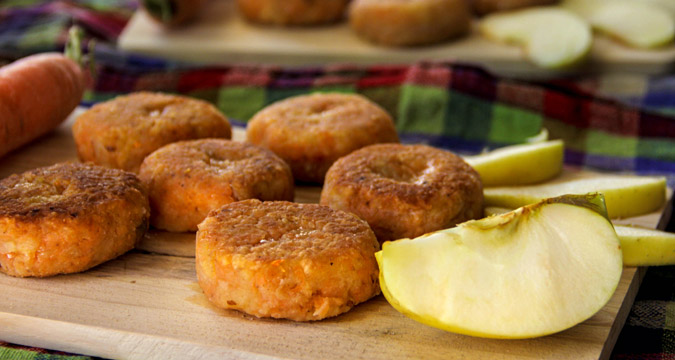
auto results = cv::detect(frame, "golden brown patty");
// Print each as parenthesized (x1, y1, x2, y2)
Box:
(138, 139, 294, 232)
(471, 0, 559, 15)
(349, 0, 472, 46)
(237, 0, 350, 26)
(320, 143, 484, 242)
(196, 199, 380, 321)
(0, 162, 150, 277)
(72, 92, 232, 173)
(246, 93, 399, 183)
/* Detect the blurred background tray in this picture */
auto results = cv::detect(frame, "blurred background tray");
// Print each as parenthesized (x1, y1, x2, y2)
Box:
(118, 0, 675, 78)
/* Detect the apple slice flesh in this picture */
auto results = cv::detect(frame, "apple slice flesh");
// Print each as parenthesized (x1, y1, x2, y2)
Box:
(484, 174, 666, 219)
(464, 140, 563, 186)
(486, 207, 675, 267)
(563, 0, 675, 48)
(378, 194, 623, 339)
(480, 8, 592, 68)
(616, 225, 675, 266)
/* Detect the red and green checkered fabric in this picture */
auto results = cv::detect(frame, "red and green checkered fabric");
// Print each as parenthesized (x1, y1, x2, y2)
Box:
(88, 56, 675, 185)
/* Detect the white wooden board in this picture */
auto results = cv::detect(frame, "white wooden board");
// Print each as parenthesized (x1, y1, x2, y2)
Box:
(118, 0, 675, 78)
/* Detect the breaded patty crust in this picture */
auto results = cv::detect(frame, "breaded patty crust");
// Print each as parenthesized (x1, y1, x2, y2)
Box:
(196, 199, 380, 321)
(73, 92, 232, 173)
(246, 93, 399, 183)
(0, 162, 150, 277)
(320, 143, 484, 242)
(237, 0, 350, 26)
(139, 139, 294, 232)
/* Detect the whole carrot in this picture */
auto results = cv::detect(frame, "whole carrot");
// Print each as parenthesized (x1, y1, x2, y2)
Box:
(0, 52, 85, 158)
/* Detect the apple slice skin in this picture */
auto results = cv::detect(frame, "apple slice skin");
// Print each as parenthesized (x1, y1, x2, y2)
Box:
(616, 225, 675, 266)
(464, 140, 564, 187)
(377, 194, 622, 339)
(484, 176, 667, 219)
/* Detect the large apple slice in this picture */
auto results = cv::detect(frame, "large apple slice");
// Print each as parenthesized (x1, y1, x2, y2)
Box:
(480, 7, 592, 68)
(616, 225, 675, 266)
(484, 173, 667, 218)
(485, 207, 675, 266)
(377, 194, 623, 339)
(563, 0, 675, 48)
(464, 140, 564, 186)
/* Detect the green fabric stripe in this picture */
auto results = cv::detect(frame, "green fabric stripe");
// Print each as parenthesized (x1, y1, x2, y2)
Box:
(265, 88, 309, 107)
(664, 329, 675, 354)
(489, 104, 542, 144)
(18, 17, 67, 50)
(666, 302, 675, 332)
(583, 130, 638, 158)
(187, 89, 218, 106)
(444, 92, 492, 140)
(397, 84, 447, 134)
(311, 84, 355, 94)
(0, 347, 91, 360)
(542, 118, 588, 151)
(359, 86, 401, 121)
(217, 86, 266, 122)
(638, 137, 675, 161)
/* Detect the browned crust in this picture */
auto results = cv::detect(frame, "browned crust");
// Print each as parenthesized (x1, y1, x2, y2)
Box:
(349, 0, 472, 46)
(320, 143, 484, 242)
(471, 0, 559, 15)
(138, 139, 294, 232)
(0, 162, 150, 277)
(237, 0, 350, 26)
(196, 199, 380, 321)
(72, 92, 232, 173)
(246, 93, 399, 183)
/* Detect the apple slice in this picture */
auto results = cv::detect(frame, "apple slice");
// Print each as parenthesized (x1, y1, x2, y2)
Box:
(464, 140, 563, 186)
(563, 0, 675, 48)
(638, 0, 675, 18)
(484, 173, 666, 218)
(377, 194, 623, 339)
(486, 207, 675, 266)
(616, 225, 675, 266)
(480, 7, 592, 68)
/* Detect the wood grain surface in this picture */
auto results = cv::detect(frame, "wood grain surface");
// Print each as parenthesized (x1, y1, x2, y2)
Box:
(118, 0, 675, 78)
(0, 109, 669, 360)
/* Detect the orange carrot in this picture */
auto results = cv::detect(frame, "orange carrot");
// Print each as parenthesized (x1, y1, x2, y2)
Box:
(0, 52, 85, 158)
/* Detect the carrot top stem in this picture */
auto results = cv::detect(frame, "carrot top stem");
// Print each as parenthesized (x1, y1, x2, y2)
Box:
(65, 26, 84, 66)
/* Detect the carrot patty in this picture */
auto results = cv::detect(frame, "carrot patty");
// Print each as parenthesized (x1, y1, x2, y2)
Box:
(237, 0, 350, 26)
(139, 139, 294, 232)
(246, 93, 399, 183)
(349, 0, 473, 46)
(320, 143, 484, 242)
(196, 200, 380, 321)
(72, 92, 232, 173)
(0, 162, 150, 277)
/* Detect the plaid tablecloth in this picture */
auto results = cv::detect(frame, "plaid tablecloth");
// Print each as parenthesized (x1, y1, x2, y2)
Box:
(1, 1, 675, 359)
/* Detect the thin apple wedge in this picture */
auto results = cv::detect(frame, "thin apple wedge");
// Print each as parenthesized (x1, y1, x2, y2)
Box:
(464, 140, 563, 186)
(377, 194, 623, 339)
(563, 0, 675, 48)
(616, 225, 675, 266)
(480, 7, 592, 68)
(484, 172, 667, 218)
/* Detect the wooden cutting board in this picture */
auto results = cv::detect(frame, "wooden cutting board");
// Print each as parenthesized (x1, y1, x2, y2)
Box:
(0, 110, 670, 360)
(118, 0, 675, 78)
